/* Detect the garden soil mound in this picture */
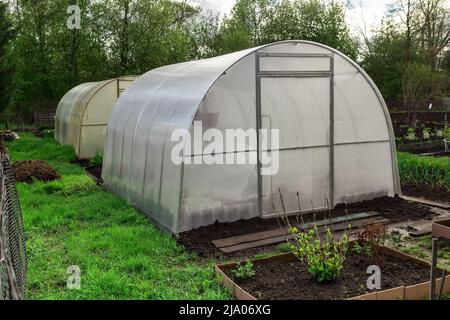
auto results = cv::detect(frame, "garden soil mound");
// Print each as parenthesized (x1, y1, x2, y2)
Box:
(13, 160, 60, 183)
(0, 130, 19, 142)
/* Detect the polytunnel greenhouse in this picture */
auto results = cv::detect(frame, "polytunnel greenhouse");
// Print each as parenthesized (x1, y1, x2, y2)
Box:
(55, 76, 137, 159)
(102, 40, 401, 234)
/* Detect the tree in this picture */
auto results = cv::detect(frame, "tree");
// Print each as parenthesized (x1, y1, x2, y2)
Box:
(3, 0, 197, 122)
(0, 1, 14, 114)
(362, 21, 410, 102)
(203, 0, 358, 58)
(186, 11, 222, 59)
(364, 0, 450, 116)
(418, 0, 450, 73)
(225, 0, 274, 46)
(100, 0, 197, 75)
(388, 0, 422, 63)
(402, 63, 433, 124)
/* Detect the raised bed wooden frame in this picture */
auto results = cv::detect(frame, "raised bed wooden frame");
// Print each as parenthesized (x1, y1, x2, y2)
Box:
(432, 218, 450, 240)
(215, 246, 450, 300)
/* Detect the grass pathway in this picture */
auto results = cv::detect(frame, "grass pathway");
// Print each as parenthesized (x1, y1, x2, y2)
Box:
(8, 133, 229, 300)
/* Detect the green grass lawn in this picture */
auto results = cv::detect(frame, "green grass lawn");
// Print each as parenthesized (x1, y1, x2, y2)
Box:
(7, 133, 229, 300)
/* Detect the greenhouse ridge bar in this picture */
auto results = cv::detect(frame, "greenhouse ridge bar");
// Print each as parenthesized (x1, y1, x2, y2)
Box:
(103, 40, 401, 234)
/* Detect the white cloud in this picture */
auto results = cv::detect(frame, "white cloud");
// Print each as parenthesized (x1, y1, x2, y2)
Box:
(346, 0, 392, 38)
(192, 0, 236, 16)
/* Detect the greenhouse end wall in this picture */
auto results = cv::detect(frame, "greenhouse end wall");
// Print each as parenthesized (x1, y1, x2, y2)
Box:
(55, 76, 136, 159)
(102, 41, 400, 234)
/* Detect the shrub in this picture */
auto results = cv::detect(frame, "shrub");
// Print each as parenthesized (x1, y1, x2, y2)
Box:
(405, 128, 418, 142)
(230, 262, 256, 280)
(90, 153, 103, 167)
(289, 226, 349, 283)
(356, 223, 387, 268)
(422, 128, 431, 140)
(444, 126, 450, 141)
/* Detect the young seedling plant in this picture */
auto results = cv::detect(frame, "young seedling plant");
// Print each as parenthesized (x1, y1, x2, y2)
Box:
(289, 225, 349, 283)
(277, 189, 350, 283)
(89, 152, 103, 167)
(231, 261, 256, 281)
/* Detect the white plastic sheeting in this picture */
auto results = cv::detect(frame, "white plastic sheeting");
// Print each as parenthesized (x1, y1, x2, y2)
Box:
(55, 76, 137, 159)
(103, 41, 401, 234)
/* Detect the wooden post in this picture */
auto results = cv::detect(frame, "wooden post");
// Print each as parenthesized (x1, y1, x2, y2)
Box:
(438, 269, 447, 300)
(430, 238, 439, 300)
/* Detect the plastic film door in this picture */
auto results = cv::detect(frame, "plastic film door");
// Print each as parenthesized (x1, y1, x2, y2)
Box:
(256, 53, 333, 217)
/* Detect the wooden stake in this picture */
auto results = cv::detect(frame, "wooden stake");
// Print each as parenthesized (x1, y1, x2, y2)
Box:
(438, 269, 447, 301)
(430, 238, 439, 300)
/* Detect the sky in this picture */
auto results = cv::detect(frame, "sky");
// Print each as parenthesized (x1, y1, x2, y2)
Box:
(194, 0, 393, 38)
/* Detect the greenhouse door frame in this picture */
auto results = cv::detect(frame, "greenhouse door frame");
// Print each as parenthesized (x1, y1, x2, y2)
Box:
(255, 52, 335, 218)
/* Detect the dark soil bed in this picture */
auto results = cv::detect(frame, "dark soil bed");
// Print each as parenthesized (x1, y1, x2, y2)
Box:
(402, 183, 450, 204)
(86, 166, 103, 185)
(399, 143, 447, 155)
(177, 196, 437, 259)
(13, 160, 60, 183)
(73, 159, 103, 185)
(225, 250, 430, 300)
(73, 159, 90, 168)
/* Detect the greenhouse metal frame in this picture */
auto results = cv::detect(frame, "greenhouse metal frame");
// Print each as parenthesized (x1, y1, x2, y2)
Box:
(103, 41, 401, 234)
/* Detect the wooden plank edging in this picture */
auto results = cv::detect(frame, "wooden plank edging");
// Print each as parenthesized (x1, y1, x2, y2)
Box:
(432, 218, 450, 240)
(400, 195, 450, 209)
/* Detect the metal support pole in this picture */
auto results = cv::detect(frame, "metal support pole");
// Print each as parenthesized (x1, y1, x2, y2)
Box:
(329, 55, 335, 208)
(430, 238, 439, 300)
(255, 54, 262, 218)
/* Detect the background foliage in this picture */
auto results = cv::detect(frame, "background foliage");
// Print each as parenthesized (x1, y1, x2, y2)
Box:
(0, 0, 450, 124)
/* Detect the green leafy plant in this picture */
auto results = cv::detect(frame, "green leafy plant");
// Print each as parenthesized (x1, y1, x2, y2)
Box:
(89, 153, 103, 167)
(289, 226, 349, 283)
(351, 241, 363, 255)
(230, 261, 256, 280)
(405, 128, 418, 142)
(351, 240, 372, 257)
(444, 126, 450, 141)
(422, 128, 431, 140)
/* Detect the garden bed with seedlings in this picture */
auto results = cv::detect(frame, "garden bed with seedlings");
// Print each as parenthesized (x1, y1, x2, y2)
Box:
(216, 249, 450, 300)
(216, 223, 450, 300)
(398, 152, 450, 205)
(393, 122, 448, 148)
(178, 196, 437, 259)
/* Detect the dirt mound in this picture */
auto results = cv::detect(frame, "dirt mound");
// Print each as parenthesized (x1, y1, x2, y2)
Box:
(0, 130, 19, 142)
(13, 160, 60, 184)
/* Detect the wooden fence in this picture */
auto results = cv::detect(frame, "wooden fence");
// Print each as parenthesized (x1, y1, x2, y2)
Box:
(33, 108, 56, 128)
